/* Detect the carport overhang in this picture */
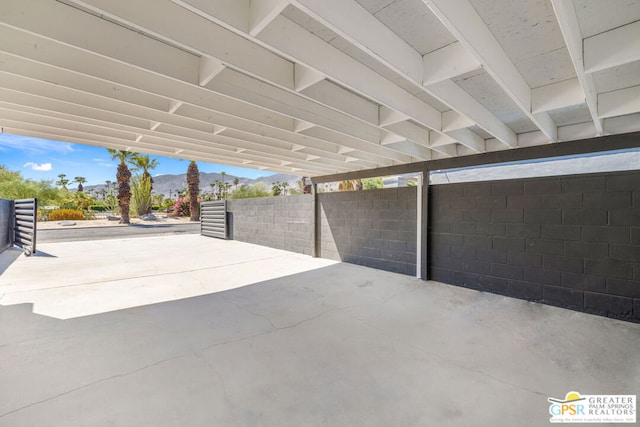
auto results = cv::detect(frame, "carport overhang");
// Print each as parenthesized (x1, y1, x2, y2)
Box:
(1, 0, 640, 177)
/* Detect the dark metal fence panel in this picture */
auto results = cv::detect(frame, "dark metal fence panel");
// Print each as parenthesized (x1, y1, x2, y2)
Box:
(13, 198, 37, 255)
(0, 199, 13, 254)
(200, 200, 227, 239)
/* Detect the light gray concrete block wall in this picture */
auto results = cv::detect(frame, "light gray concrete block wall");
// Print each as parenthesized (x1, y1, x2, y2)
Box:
(0, 199, 13, 254)
(318, 187, 417, 275)
(226, 195, 314, 255)
(225, 189, 418, 275)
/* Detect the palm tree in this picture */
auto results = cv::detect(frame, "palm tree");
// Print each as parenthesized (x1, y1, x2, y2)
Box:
(233, 177, 239, 193)
(108, 148, 136, 224)
(272, 181, 282, 196)
(301, 177, 312, 194)
(56, 174, 69, 190)
(187, 160, 200, 221)
(105, 180, 112, 192)
(130, 154, 158, 190)
(282, 181, 289, 196)
(215, 180, 223, 200)
(209, 182, 216, 199)
(220, 171, 227, 198)
(129, 154, 159, 214)
(74, 176, 87, 192)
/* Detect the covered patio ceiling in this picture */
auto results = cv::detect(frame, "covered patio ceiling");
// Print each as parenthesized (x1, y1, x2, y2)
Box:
(1, 0, 639, 177)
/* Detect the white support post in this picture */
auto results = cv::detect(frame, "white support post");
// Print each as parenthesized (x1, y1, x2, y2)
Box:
(416, 173, 423, 279)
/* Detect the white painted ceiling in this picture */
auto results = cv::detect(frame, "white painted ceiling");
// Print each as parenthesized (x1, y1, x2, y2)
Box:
(0, 0, 639, 176)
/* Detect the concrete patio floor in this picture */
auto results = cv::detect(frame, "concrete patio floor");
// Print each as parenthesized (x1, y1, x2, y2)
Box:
(0, 235, 638, 426)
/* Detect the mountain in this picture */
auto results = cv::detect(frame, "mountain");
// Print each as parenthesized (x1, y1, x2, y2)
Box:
(84, 172, 301, 198)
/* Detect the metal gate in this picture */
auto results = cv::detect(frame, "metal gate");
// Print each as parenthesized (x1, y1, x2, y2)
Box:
(0, 199, 12, 254)
(200, 200, 227, 239)
(14, 198, 37, 255)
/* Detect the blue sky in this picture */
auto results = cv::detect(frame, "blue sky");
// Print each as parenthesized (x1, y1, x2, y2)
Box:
(0, 133, 274, 185)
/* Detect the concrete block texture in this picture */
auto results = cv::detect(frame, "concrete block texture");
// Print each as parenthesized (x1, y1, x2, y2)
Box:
(428, 169, 640, 322)
(606, 170, 640, 191)
(319, 187, 418, 276)
(227, 195, 314, 255)
(584, 292, 634, 317)
(543, 285, 584, 309)
(524, 177, 562, 194)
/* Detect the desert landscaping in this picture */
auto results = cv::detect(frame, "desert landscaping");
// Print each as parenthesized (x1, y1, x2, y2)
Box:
(37, 215, 194, 230)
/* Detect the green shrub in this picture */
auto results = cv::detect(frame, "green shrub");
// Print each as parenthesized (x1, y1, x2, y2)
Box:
(104, 193, 118, 213)
(229, 183, 271, 199)
(60, 202, 81, 210)
(0, 165, 60, 203)
(131, 175, 153, 216)
(48, 209, 85, 221)
(162, 198, 175, 211)
(363, 177, 383, 190)
(89, 205, 109, 212)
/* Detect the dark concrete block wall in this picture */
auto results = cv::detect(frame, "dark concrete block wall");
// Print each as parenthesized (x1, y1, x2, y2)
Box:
(226, 195, 314, 255)
(428, 169, 640, 322)
(318, 187, 417, 275)
(0, 199, 13, 254)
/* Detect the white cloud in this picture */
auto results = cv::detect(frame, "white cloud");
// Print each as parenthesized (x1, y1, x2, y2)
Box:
(24, 162, 53, 171)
